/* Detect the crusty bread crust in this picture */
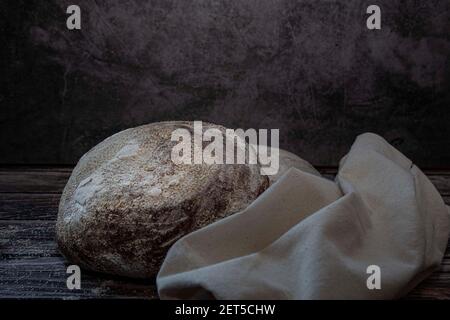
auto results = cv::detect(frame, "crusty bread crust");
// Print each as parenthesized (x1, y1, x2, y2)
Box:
(56, 121, 269, 278)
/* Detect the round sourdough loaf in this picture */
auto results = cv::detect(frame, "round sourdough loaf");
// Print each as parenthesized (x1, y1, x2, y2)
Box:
(56, 121, 269, 278)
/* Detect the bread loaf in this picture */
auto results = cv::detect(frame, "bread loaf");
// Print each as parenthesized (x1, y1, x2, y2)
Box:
(56, 121, 269, 278)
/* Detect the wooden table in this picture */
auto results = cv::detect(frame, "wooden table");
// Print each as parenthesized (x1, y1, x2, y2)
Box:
(1, 166, 449, 299)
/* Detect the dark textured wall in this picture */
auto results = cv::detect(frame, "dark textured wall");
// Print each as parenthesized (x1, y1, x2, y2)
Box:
(1, 0, 450, 167)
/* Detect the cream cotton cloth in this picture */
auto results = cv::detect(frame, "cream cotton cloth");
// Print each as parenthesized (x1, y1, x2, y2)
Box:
(157, 133, 450, 299)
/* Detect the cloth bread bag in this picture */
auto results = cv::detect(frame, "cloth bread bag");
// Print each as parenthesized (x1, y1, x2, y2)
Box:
(157, 133, 450, 299)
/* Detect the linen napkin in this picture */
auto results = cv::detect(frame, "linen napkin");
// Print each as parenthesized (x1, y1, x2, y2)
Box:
(157, 133, 450, 299)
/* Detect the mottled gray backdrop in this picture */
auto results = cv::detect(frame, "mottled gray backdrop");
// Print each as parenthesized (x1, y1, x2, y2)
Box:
(1, 0, 449, 167)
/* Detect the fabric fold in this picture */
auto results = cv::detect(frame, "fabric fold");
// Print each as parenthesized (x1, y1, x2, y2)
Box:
(157, 133, 449, 299)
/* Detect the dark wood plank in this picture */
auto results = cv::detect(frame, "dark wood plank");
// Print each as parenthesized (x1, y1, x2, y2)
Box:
(0, 258, 157, 299)
(0, 193, 60, 220)
(444, 195, 449, 205)
(429, 175, 450, 196)
(407, 252, 450, 300)
(0, 168, 72, 193)
(406, 287, 450, 300)
(0, 221, 157, 299)
(0, 221, 59, 260)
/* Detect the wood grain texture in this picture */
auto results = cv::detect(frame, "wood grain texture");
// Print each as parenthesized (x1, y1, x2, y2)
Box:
(1, 221, 59, 260)
(0, 258, 157, 299)
(0, 193, 60, 220)
(0, 168, 72, 193)
(0, 221, 158, 299)
(0, 167, 449, 299)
